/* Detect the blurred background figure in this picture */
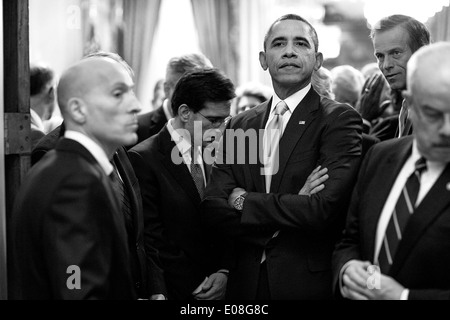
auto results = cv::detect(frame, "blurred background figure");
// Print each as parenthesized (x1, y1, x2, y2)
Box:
(233, 82, 271, 115)
(136, 52, 213, 145)
(360, 62, 381, 80)
(151, 79, 165, 111)
(311, 66, 334, 100)
(331, 65, 365, 108)
(29, 64, 57, 148)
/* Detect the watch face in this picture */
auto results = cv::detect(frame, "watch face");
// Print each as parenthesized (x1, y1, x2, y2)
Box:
(234, 195, 244, 210)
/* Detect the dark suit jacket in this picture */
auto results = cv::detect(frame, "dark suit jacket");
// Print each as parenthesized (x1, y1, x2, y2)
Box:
(332, 136, 450, 300)
(128, 126, 222, 300)
(136, 106, 168, 145)
(11, 139, 135, 299)
(362, 133, 379, 159)
(28, 124, 165, 298)
(201, 88, 363, 300)
(31, 123, 65, 165)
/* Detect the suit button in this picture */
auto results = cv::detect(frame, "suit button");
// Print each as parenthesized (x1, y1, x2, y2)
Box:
(136, 243, 140, 250)
(136, 282, 141, 288)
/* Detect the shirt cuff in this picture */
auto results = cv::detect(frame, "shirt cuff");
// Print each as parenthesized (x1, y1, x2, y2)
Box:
(216, 269, 229, 276)
(400, 289, 409, 300)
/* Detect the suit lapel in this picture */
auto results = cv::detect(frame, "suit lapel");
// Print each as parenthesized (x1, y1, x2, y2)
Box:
(270, 89, 319, 193)
(56, 138, 123, 218)
(364, 138, 413, 260)
(247, 100, 271, 193)
(159, 127, 202, 206)
(113, 147, 142, 243)
(390, 163, 450, 276)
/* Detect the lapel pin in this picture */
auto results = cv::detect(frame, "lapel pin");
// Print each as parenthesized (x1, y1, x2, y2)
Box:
(447, 182, 450, 191)
(299, 121, 306, 125)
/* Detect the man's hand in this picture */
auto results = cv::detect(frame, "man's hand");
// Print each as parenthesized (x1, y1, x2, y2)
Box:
(149, 294, 166, 300)
(298, 165, 328, 196)
(228, 187, 246, 208)
(341, 260, 405, 300)
(357, 74, 390, 122)
(193, 272, 228, 300)
(341, 260, 373, 300)
(366, 273, 405, 300)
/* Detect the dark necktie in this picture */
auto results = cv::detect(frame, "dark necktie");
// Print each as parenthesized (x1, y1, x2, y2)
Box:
(110, 159, 133, 225)
(190, 148, 205, 199)
(377, 157, 427, 273)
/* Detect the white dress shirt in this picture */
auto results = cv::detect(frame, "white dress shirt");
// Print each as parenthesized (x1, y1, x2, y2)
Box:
(64, 130, 114, 176)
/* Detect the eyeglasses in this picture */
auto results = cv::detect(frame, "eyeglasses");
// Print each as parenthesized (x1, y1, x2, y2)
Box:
(196, 110, 232, 128)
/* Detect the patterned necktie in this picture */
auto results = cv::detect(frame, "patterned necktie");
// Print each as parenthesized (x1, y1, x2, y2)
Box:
(110, 159, 133, 226)
(190, 148, 205, 199)
(377, 157, 427, 273)
(264, 101, 289, 193)
(397, 101, 411, 138)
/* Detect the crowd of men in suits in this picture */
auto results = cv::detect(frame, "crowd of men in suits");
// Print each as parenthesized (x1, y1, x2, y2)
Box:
(9, 13, 450, 300)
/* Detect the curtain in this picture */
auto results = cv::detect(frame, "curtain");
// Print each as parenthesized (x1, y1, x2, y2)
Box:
(191, 0, 238, 83)
(122, 0, 162, 104)
(427, 5, 450, 42)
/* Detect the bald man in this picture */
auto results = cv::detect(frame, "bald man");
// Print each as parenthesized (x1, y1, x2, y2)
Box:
(10, 55, 142, 299)
(332, 42, 450, 300)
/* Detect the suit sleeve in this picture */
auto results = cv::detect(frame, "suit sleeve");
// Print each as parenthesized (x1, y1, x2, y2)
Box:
(43, 172, 125, 299)
(331, 144, 376, 297)
(242, 106, 362, 231)
(128, 149, 168, 296)
(202, 105, 362, 240)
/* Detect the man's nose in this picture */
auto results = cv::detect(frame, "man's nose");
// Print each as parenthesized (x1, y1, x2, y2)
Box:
(283, 43, 297, 58)
(382, 56, 394, 71)
(439, 114, 450, 137)
(129, 93, 142, 114)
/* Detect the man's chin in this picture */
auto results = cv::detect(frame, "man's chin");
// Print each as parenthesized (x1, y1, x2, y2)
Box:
(121, 134, 138, 147)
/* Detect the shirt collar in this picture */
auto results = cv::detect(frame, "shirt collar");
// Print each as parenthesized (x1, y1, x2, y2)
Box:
(414, 139, 448, 171)
(271, 83, 311, 115)
(64, 130, 114, 176)
(167, 118, 191, 156)
(30, 109, 46, 132)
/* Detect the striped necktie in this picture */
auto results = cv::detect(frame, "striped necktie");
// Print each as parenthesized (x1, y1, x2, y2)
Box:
(190, 148, 205, 199)
(377, 157, 427, 273)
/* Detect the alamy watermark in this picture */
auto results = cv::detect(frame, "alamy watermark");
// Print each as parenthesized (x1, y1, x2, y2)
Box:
(170, 121, 283, 176)
(66, 265, 81, 290)
(366, 265, 381, 290)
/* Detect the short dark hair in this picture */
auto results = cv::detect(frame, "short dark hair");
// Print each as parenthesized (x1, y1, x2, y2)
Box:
(171, 68, 236, 116)
(370, 15, 431, 53)
(263, 14, 319, 52)
(30, 65, 54, 96)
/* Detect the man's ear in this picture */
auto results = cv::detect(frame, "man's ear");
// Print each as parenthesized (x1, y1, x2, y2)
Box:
(259, 51, 268, 71)
(178, 104, 190, 123)
(314, 52, 323, 71)
(67, 98, 87, 124)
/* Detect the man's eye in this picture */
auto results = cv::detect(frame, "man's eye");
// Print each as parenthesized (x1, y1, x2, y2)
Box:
(113, 91, 123, 98)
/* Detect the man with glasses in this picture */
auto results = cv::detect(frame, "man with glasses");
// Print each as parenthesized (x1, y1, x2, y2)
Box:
(128, 68, 235, 300)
